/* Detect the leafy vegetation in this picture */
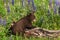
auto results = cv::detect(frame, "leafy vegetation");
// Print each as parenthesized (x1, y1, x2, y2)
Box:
(0, 0, 60, 40)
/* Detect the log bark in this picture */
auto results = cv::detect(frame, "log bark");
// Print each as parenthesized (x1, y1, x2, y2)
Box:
(24, 27, 60, 38)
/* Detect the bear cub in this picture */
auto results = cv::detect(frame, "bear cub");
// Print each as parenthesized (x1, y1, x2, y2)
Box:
(8, 11, 36, 35)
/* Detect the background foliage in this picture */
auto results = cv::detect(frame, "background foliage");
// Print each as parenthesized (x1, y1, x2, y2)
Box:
(0, 0, 60, 40)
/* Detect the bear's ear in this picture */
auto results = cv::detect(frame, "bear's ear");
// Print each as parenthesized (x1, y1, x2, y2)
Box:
(13, 21, 16, 24)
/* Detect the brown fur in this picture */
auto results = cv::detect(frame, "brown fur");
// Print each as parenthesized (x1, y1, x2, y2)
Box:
(9, 11, 36, 35)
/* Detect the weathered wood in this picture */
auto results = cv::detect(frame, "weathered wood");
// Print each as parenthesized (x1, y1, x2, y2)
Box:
(24, 27, 60, 38)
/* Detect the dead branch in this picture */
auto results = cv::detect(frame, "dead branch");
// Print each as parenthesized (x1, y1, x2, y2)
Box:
(24, 27, 60, 38)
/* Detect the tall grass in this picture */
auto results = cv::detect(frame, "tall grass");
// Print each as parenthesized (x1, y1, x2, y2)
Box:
(0, 0, 60, 40)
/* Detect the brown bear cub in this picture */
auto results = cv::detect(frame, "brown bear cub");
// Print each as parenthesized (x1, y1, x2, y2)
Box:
(8, 11, 36, 36)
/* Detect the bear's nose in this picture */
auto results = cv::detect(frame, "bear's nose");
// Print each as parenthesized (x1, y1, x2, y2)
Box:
(33, 19, 36, 22)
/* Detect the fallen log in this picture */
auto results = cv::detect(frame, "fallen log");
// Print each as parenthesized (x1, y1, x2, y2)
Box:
(24, 27, 60, 38)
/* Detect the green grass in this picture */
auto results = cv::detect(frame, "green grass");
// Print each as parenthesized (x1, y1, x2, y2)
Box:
(0, 0, 60, 40)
